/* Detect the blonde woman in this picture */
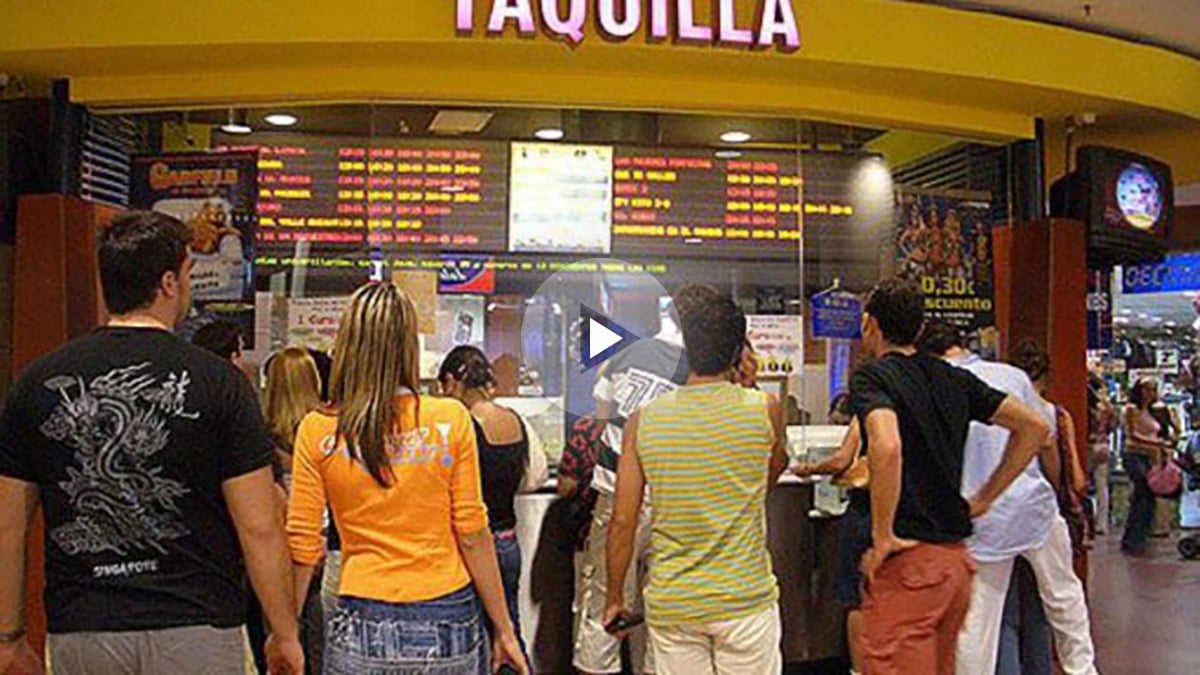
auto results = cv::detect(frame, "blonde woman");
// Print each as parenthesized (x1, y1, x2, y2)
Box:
(286, 282, 526, 675)
(265, 348, 324, 491)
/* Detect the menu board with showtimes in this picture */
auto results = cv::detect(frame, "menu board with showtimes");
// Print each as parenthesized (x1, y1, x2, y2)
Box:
(244, 134, 508, 251)
(611, 147, 801, 258)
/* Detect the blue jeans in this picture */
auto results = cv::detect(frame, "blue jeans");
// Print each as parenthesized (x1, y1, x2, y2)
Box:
(325, 586, 488, 675)
(488, 530, 527, 658)
(1122, 454, 1157, 552)
(996, 560, 1051, 675)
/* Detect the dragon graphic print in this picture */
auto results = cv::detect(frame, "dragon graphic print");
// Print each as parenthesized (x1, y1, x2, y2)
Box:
(39, 362, 199, 556)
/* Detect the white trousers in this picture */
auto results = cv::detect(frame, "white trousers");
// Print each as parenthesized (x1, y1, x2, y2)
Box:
(956, 516, 1097, 675)
(648, 606, 782, 675)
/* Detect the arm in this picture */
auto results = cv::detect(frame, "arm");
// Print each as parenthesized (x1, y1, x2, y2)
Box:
(604, 412, 646, 626)
(795, 418, 860, 477)
(519, 422, 549, 494)
(859, 409, 916, 581)
(1037, 426, 1062, 493)
(967, 396, 1053, 516)
(767, 394, 789, 486)
(448, 410, 526, 673)
(557, 476, 579, 498)
(224, 468, 303, 672)
(286, 419, 326, 617)
(0, 477, 41, 675)
(1060, 409, 1087, 494)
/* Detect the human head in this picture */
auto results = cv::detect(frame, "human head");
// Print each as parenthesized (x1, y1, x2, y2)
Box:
(1009, 339, 1051, 393)
(681, 295, 747, 377)
(916, 319, 966, 357)
(862, 278, 925, 356)
(329, 282, 422, 487)
(1128, 378, 1158, 409)
(672, 283, 720, 326)
(193, 320, 245, 368)
(829, 392, 852, 425)
(99, 210, 193, 325)
(438, 345, 495, 401)
(264, 347, 322, 450)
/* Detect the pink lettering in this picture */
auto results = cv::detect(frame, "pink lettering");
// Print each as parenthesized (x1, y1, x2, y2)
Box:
(540, 0, 586, 44)
(675, 0, 713, 42)
(598, 0, 641, 40)
(456, 0, 473, 32)
(758, 0, 800, 51)
(488, 0, 536, 35)
(718, 0, 753, 46)
(649, 0, 671, 39)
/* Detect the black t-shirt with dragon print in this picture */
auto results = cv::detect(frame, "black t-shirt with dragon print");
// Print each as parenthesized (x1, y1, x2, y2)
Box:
(0, 327, 272, 633)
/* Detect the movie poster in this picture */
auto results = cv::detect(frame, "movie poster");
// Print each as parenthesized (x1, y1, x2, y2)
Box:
(130, 152, 258, 302)
(895, 192, 998, 354)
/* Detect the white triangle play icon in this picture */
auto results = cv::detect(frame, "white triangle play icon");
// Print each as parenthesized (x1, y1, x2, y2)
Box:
(589, 318, 623, 360)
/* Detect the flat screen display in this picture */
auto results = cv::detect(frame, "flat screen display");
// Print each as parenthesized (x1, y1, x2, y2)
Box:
(220, 133, 509, 252)
(509, 142, 613, 255)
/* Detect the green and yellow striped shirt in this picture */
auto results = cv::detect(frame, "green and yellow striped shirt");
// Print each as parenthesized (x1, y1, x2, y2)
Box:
(638, 382, 779, 625)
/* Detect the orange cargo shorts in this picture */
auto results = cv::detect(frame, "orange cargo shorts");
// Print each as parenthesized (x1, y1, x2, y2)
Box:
(860, 542, 975, 675)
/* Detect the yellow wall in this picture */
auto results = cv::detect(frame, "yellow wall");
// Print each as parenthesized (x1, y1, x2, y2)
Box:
(2, 0, 1199, 142)
(1044, 118, 1200, 186)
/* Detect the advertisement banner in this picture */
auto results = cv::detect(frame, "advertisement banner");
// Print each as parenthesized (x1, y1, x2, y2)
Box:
(1121, 252, 1200, 295)
(440, 255, 496, 294)
(811, 289, 862, 340)
(129, 152, 258, 302)
(1087, 270, 1114, 351)
(287, 296, 351, 353)
(747, 315, 803, 376)
(895, 191, 996, 336)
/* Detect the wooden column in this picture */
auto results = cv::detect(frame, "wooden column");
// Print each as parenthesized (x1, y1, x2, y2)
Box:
(13, 194, 118, 656)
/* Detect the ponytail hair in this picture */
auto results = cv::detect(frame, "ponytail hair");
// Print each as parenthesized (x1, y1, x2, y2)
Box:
(438, 345, 495, 391)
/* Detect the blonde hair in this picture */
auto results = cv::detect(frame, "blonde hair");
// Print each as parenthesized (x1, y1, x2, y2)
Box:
(264, 348, 323, 452)
(329, 282, 421, 486)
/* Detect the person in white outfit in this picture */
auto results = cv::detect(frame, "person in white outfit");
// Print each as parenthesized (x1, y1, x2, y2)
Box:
(917, 323, 1097, 675)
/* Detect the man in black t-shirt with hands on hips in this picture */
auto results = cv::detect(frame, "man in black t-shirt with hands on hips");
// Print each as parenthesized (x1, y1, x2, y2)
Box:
(0, 212, 302, 675)
(851, 278, 1050, 675)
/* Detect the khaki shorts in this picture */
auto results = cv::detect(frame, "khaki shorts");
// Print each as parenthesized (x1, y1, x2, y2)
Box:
(573, 491, 655, 674)
(648, 606, 782, 675)
(48, 624, 250, 675)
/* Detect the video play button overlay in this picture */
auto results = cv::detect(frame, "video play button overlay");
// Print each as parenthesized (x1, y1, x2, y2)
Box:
(581, 305, 640, 371)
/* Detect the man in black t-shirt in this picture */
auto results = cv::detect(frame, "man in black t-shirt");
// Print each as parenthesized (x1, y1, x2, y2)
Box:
(851, 278, 1050, 675)
(0, 212, 303, 675)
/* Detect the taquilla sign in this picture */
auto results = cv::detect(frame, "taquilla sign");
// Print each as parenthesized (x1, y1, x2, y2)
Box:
(456, 0, 800, 51)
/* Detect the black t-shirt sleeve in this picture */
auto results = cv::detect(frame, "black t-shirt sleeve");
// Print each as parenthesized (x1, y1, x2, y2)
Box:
(0, 377, 35, 482)
(955, 368, 1009, 423)
(218, 370, 273, 481)
(850, 364, 895, 421)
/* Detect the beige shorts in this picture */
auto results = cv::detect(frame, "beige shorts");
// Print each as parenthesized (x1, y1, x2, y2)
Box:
(573, 491, 655, 674)
(648, 606, 782, 675)
(48, 624, 251, 675)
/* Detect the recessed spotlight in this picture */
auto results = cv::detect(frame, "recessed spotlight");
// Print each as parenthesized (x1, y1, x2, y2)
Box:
(720, 130, 752, 143)
(535, 128, 565, 141)
(715, 150, 743, 159)
(220, 123, 252, 135)
(264, 113, 298, 127)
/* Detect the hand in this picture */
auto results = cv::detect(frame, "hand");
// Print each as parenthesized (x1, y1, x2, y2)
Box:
(0, 641, 44, 675)
(491, 630, 527, 675)
(792, 463, 820, 478)
(967, 495, 992, 519)
(264, 633, 304, 675)
(860, 534, 918, 583)
(601, 601, 633, 639)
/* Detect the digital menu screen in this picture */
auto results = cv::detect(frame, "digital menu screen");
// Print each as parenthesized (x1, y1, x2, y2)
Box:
(610, 147, 802, 259)
(222, 133, 509, 252)
(509, 142, 613, 255)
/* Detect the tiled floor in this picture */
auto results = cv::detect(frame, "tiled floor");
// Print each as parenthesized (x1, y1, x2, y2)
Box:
(1090, 533, 1200, 675)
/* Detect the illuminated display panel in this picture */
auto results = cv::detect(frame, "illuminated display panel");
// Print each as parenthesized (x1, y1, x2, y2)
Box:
(223, 133, 510, 253)
(509, 142, 614, 255)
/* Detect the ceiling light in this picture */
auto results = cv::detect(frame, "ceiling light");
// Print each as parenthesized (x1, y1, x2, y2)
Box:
(715, 150, 743, 159)
(264, 113, 298, 127)
(720, 130, 752, 143)
(220, 108, 251, 135)
(535, 128, 565, 141)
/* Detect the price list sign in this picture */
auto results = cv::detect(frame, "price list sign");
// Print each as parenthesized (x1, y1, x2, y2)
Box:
(611, 147, 801, 259)
(238, 134, 508, 252)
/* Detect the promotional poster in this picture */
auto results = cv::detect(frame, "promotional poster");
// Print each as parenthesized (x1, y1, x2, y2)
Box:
(130, 152, 259, 302)
(895, 191, 997, 350)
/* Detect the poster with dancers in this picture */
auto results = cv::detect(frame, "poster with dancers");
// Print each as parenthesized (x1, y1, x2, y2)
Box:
(895, 191, 998, 354)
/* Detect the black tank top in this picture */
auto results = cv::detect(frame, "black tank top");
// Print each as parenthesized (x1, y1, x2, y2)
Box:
(473, 412, 528, 533)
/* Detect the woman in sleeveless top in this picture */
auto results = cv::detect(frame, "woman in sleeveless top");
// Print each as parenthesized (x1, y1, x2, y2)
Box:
(1122, 378, 1172, 556)
(1087, 374, 1115, 535)
(438, 346, 548, 658)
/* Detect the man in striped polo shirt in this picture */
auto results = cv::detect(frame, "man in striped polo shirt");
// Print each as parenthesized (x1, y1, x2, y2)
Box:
(604, 294, 790, 674)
